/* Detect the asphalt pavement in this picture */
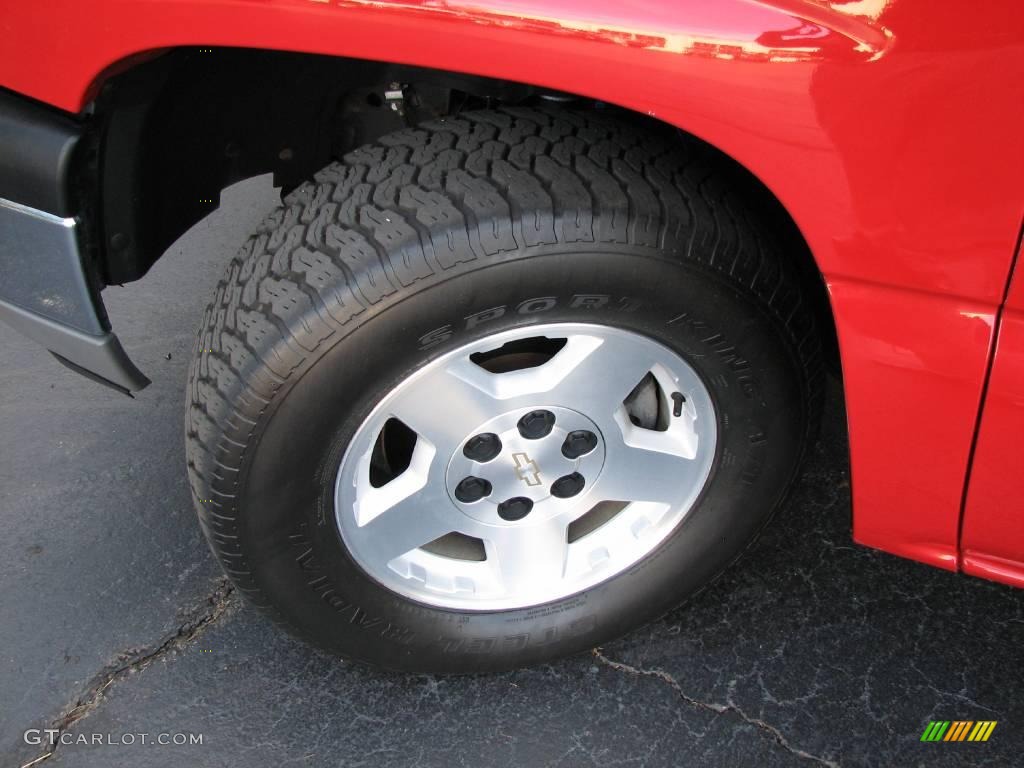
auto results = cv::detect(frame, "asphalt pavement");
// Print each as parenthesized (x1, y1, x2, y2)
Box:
(2, 176, 1021, 768)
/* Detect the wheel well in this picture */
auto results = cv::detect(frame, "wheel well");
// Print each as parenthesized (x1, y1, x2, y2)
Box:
(85, 47, 837, 366)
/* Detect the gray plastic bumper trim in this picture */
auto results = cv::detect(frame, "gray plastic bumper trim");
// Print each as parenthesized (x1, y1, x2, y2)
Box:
(0, 198, 104, 334)
(0, 298, 150, 393)
(0, 197, 150, 393)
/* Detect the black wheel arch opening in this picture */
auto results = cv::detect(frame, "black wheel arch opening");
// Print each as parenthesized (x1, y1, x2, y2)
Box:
(84, 46, 839, 370)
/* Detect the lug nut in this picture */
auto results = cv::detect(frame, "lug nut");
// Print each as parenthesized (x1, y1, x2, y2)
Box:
(517, 410, 555, 439)
(561, 430, 598, 459)
(497, 496, 533, 521)
(455, 476, 492, 503)
(463, 432, 502, 462)
(551, 472, 586, 499)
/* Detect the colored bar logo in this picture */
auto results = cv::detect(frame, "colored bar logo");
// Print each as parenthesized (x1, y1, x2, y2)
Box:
(920, 721, 997, 742)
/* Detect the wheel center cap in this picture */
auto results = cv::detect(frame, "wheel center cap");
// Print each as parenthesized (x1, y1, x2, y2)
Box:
(445, 406, 606, 524)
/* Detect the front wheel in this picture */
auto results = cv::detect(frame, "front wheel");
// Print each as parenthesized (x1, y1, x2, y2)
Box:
(186, 107, 822, 673)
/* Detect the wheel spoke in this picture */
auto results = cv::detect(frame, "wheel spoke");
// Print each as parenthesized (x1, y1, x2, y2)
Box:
(342, 437, 459, 563)
(547, 332, 658, 415)
(351, 481, 456, 565)
(487, 519, 569, 595)
(597, 424, 704, 505)
(383, 359, 501, 454)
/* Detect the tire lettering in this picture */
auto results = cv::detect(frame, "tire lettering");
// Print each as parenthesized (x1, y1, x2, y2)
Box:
(739, 376, 761, 399)
(516, 296, 557, 314)
(417, 324, 453, 350)
(666, 311, 707, 334)
(502, 634, 530, 651)
(349, 607, 384, 630)
(465, 306, 506, 329)
(291, 526, 415, 644)
(740, 452, 764, 485)
(433, 616, 597, 654)
(437, 638, 463, 654)
(295, 547, 319, 571)
(570, 294, 609, 310)
(568, 616, 598, 636)
(381, 626, 416, 644)
(417, 295, 642, 350)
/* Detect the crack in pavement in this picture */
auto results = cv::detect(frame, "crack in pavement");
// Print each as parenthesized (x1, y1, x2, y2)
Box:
(592, 649, 839, 768)
(19, 578, 236, 768)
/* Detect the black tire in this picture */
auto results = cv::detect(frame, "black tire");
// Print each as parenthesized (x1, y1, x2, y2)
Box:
(186, 106, 823, 673)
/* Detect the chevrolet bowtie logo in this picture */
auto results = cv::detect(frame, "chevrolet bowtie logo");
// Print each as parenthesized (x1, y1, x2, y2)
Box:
(512, 452, 542, 487)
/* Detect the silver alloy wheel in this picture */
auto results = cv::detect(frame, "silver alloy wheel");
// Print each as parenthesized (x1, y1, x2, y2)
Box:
(334, 323, 717, 611)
